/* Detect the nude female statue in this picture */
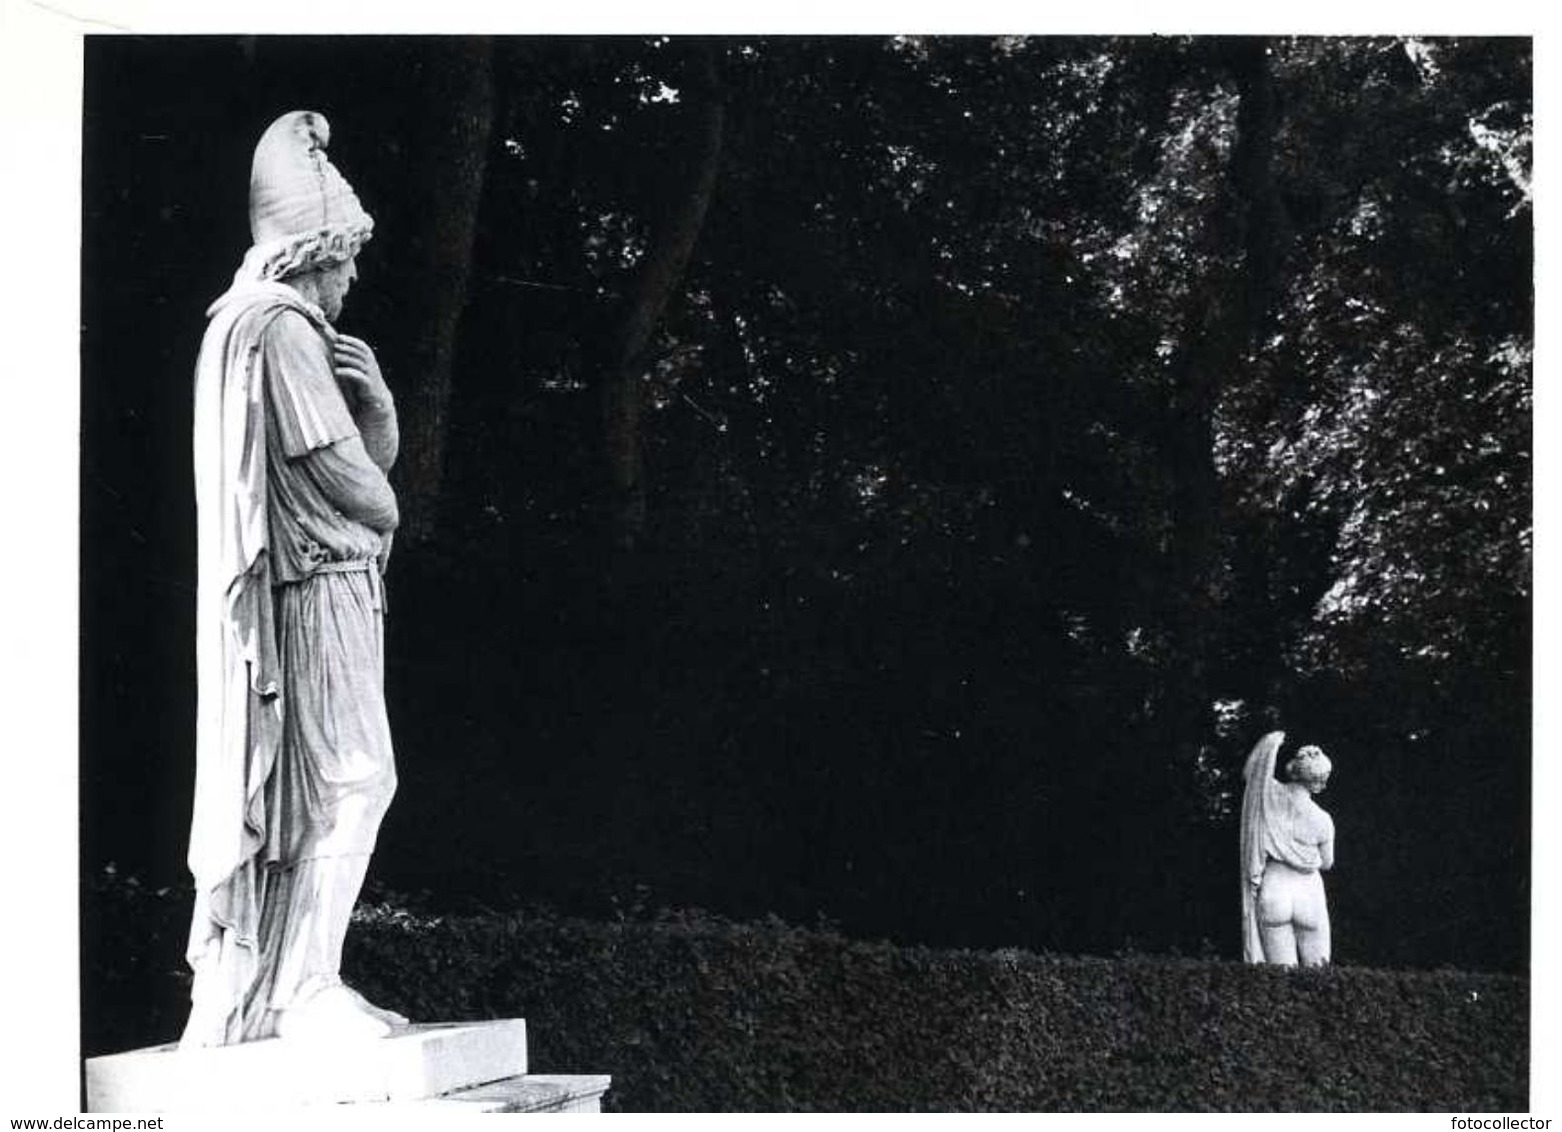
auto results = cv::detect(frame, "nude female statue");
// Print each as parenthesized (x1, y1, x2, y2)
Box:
(1240, 731, 1335, 966)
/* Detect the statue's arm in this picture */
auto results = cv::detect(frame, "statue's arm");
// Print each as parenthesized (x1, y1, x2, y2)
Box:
(304, 437, 400, 534)
(1244, 730, 1285, 784)
(332, 333, 398, 472)
(1319, 812, 1336, 871)
(264, 314, 399, 534)
(1240, 731, 1285, 888)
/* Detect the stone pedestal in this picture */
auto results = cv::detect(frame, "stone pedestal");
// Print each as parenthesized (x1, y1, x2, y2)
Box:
(84, 1019, 609, 1112)
(387, 1075, 613, 1112)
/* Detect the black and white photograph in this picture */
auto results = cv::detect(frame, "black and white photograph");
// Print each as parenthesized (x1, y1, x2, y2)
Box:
(0, 4, 1542, 1118)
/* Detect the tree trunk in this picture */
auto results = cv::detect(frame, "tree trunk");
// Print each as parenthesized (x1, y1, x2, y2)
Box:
(600, 45, 725, 554)
(1221, 37, 1294, 718)
(397, 37, 496, 545)
(1162, 36, 1289, 771)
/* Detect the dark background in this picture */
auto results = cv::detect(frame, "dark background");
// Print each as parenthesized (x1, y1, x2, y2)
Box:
(81, 35, 1531, 1038)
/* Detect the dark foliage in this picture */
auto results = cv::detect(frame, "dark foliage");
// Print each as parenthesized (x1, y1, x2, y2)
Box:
(84, 876, 1526, 1111)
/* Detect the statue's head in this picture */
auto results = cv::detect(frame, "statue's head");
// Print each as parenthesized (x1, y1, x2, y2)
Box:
(234, 111, 374, 306)
(1285, 745, 1332, 793)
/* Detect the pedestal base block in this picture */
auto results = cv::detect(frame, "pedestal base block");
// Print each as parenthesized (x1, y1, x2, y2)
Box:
(85, 1019, 529, 1111)
(395, 1074, 613, 1113)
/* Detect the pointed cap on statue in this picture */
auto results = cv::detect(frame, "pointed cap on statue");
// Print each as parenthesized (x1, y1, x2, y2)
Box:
(248, 110, 374, 248)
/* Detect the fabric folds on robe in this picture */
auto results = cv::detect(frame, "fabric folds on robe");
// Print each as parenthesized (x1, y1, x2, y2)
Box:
(183, 280, 343, 1048)
(1241, 730, 1284, 964)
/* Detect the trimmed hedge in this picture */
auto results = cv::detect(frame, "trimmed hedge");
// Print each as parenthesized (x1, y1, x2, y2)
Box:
(85, 880, 1527, 1111)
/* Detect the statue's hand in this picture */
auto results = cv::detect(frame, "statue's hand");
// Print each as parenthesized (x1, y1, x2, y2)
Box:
(333, 334, 394, 417)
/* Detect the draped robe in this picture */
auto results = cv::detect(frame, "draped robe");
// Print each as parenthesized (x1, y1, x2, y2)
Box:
(184, 281, 396, 1046)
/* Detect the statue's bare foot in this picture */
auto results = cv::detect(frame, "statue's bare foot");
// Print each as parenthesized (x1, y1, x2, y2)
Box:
(344, 985, 409, 1029)
(275, 985, 392, 1042)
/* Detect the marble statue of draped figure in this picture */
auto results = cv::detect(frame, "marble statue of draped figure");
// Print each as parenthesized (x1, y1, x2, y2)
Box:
(183, 110, 408, 1045)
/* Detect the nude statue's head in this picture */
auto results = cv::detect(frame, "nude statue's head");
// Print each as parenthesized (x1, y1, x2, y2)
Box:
(1285, 745, 1332, 794)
